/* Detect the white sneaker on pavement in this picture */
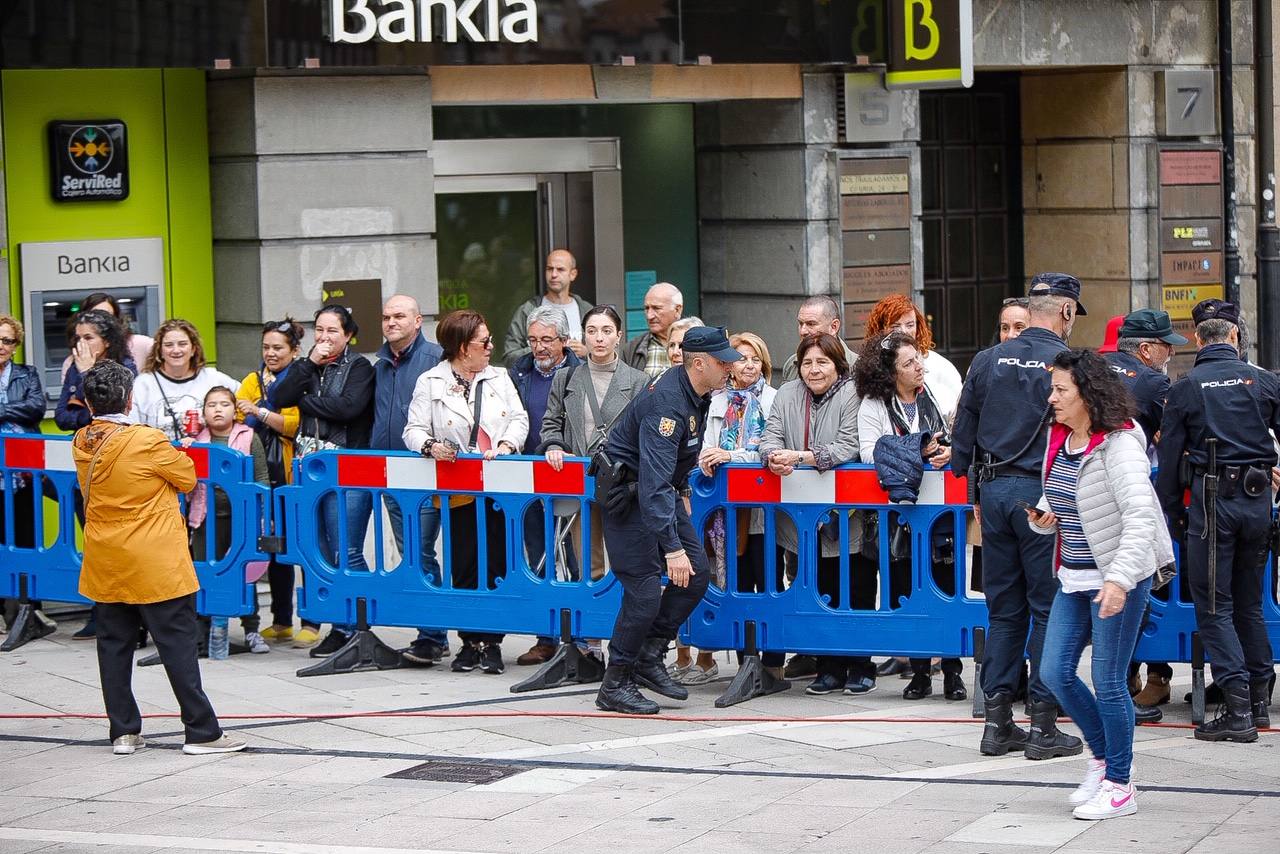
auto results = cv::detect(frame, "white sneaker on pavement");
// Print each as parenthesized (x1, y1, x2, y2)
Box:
(1068, 757, 1107, 806)
(244, 632, 270, 654)
(112, 734, 145, 755)
(1073, 779, 1137, 820)
(183, 735, 247, 755)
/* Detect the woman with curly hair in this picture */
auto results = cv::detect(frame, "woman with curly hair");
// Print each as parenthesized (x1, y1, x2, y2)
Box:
(1027, 348, 1168, 820)
(864, 294, 963, 413)
(131, 319, 239, 441)
(855, 332, 966, 701)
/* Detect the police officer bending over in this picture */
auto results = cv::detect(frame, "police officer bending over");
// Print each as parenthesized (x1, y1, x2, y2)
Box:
(594, 327, 741, 714)
(952, 273, 1085, 760)
(1156, 299, 1279, 742)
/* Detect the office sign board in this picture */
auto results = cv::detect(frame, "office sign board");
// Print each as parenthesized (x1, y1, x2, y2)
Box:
(886, 0, 973, 89)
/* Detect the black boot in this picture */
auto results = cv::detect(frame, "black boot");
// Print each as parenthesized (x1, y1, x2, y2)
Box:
(1249, 678, 1271, 731)
(595, 665, 659, 715)
(1023, 699, 1084, 760)
(979, 693, 1027, 756)
(632, 638, 689, 700)
(1195, 682, 1258, 742)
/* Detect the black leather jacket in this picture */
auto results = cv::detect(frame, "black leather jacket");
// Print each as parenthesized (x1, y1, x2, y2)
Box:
(1, 363, 46, 432)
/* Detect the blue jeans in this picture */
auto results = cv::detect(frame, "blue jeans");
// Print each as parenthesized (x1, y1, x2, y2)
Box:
(320, 490, 372, 634)
(1041, 576, 1152, 786)
(385, 496, 448, 648)
(978, 475, 1059, 702)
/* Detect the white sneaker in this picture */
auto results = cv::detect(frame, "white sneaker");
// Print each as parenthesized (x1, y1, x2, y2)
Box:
(1069, 757, 1107, 806)
(112, 734, 145, 755)
(244, 632, 270, 654)
(183, 735, 247, 755)
(1073, 779, 1138, 821)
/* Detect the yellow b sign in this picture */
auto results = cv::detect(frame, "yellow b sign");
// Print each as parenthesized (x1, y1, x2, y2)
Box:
(887, 0, 973, 89)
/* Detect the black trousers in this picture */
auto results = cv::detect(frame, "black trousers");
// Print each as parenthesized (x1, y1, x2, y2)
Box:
(887, 536, 963, 678)
(0, 483, 43, 614)
(95, 593, 222, 743)
(815, 553, 877, 681)
(603, 499, 710, 667)
(448, 498, 507, 645)
(1186, 480, 1275, 689)
(736, 532, 785, 667)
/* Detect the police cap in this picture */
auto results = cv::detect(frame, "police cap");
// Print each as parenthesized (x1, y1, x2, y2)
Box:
(680, 326, 743, 361)
(1028, 272, 1088, 315)
(1191, 298, 1240, 327)
(1118, 308, 1188, 345)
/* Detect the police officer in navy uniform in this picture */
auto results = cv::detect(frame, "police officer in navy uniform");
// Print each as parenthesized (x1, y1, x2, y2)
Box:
(1156, 299, 1279, 741)
(1105, 309, 1187, 724)
(594, 326, 741, 714)
(952, 273, 1086, 760)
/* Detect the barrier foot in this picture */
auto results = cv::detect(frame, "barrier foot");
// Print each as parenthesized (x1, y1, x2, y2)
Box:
(0, 603, 57, 652)
(509, 643, 605, 693)
(1191, 632, 1206, 726)
(714, 654, 790, 708)
(970, 627, 986, 720)
(295, 629, 401, 677)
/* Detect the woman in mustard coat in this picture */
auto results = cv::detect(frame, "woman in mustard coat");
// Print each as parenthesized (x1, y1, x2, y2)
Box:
(73, 359, 245, 757)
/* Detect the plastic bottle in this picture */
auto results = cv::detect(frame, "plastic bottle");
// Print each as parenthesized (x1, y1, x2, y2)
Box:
(208, 617, 229, 660)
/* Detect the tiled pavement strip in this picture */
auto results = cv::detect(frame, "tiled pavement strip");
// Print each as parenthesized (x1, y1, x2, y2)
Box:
(2, 621, 1278, 854)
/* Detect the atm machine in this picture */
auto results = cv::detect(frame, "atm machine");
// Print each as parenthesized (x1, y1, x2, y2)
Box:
(19, 237, 164, 407)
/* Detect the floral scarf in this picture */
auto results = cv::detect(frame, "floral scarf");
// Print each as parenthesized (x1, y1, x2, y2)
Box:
(719, 377, 767, 452)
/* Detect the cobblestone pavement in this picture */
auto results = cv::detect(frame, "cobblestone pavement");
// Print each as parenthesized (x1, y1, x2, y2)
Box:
(2, 618, 1277, 854)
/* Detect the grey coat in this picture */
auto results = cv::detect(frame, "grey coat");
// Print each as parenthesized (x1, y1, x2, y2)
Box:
(538, 359, 649, 456)
(758, 377, 864, 556)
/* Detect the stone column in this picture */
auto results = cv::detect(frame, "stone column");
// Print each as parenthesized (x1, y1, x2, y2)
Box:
(207, 69, 436, 377)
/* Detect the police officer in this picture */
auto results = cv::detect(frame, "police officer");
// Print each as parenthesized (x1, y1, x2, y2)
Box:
(1156, 299, 1279, 741)
(594, 327, 741, 714)
(952, 273, 1085, 760)
(1105, 309, 1187, 723)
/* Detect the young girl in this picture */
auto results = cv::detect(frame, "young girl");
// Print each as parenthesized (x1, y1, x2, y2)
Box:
(183, 387, 272, 653)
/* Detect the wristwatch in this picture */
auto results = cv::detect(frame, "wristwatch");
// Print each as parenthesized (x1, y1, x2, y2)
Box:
(258, 407, 270, 421)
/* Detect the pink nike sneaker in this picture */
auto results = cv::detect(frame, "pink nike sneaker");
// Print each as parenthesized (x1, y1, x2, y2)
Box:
(1073, 779, 1138, 820)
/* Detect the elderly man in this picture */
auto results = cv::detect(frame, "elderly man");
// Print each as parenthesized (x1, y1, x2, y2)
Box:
(622, 282, 683, 377)
(781, 296, 858, 382)
(371, 295, 452, 667)
(505, 249, 594, 366)
(509, 305, 583, 665)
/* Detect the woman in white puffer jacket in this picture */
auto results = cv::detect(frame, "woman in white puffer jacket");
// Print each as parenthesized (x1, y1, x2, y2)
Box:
(1025, 348, 1172, 823)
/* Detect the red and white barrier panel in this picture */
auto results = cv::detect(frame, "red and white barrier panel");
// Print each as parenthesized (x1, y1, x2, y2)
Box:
(335, 455, 589, 497)
(726, 467, 969, 506)
(2, 437, 75, 472)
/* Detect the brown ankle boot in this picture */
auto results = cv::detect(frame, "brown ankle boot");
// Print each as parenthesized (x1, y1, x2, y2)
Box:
(1133, 674, 1171, 706)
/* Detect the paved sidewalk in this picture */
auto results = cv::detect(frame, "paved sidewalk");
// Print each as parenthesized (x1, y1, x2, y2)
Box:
(1, 619, 1277, 854)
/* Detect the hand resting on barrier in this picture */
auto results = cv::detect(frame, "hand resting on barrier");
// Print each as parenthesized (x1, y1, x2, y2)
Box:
(545, 447, 566, 471)
(697, 446, 732, 477)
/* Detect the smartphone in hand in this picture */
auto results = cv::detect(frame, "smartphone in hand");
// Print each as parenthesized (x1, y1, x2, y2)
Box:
(1015, 499, 1042, 518)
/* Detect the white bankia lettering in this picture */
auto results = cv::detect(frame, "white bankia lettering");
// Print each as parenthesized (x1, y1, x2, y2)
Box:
(330, 0, 537, 44)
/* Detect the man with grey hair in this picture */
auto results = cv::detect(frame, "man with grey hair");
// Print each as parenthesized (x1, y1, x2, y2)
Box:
(781, 295, 858, 382)
(1106, 309, 1187, 454)
(509, 305, 583, 665)
(1157, 298, 1280, 742)
(622, 282, 683, 376)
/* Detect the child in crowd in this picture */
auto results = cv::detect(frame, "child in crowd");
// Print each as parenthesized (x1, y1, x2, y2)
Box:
(182, 386, 272, 653)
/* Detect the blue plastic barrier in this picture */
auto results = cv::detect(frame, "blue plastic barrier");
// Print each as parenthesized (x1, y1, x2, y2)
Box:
(275, 450, 620, 679)
(0, 435, 272, 651)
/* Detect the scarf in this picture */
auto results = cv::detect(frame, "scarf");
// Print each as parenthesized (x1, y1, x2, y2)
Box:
(720, 377, 767, 452)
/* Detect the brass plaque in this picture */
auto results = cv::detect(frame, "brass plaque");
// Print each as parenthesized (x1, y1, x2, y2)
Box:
(844, 301, 877, 337)
(1159, 218, 1222, 252)
(843, 265, 911, 303)
(1159, 150, 1221, 185)
(841, 193, 911, 230)
(840, 158, 910, 195)
(1160, 184, 1221, 219)
(843, 229, 912, 267)
(1163, 284, 1224, 321)
(1160, 251, 1221, 285)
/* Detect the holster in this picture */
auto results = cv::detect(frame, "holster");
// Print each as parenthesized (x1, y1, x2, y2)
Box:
(589, 449, 621, 502)
(1242, 465, 1269, 498)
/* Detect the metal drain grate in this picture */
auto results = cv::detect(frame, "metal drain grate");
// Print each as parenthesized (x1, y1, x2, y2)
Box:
(385, 760, 526, 785)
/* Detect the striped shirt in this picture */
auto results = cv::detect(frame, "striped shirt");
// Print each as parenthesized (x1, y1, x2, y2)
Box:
(1044, 439, 1103, 592)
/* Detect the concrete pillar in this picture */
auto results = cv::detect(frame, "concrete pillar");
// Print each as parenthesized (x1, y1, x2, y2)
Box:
(695, 73, 840, 367)
(207, 69, 436, 377)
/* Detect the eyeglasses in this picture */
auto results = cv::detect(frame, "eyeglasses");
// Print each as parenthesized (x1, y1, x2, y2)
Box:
(0, 337, 17, 348)
(526, 336, 562, 346)
(471, 336, 494, 349)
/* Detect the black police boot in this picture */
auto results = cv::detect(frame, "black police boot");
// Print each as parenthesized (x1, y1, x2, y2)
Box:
(595, 665, 659, 715)
(1249, 678, 1271, 730)
(979, 693, 1028, 756)
(1023, 699, 1084, 760)
(1194, 682, 1258, 743)
(633, 638, 689, 700)
(1134, 703, 1164, 724)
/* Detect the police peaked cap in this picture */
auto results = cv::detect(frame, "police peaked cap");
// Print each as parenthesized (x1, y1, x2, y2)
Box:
(1191, 298, 1241, 327)
(1028, 272, 1087, 315)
